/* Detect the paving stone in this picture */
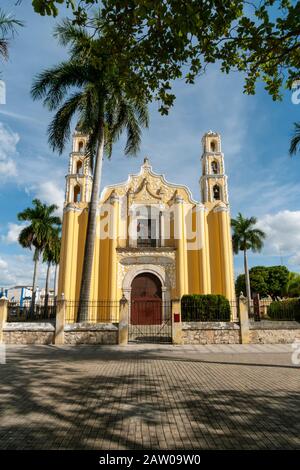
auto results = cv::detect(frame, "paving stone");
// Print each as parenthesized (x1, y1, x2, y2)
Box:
(0, 344, 299, 449)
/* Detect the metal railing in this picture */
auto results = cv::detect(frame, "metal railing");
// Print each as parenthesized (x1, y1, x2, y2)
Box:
(181, 298, 235, 322)
(7, 301, 57, 322)
(128, 300, 172, 343)
(266, 299, 300, 322)
(65, 300, 120, 323)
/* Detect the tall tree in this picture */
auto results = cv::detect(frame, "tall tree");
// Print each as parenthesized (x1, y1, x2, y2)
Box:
(231, 213, 266, 313)
(31, 21, 149, 320)
(42, 228, 61, 311)
(0, 8, 23, 60)
(18, 199, 61, 310)
(289, 122, 300, 156)
(235, 265, 289, 299)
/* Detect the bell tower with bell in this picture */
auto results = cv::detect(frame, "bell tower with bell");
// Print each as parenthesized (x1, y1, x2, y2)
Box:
(64, 131, 93, 206)
(199, 131, 235, 302)
(200, 131, 228, 207)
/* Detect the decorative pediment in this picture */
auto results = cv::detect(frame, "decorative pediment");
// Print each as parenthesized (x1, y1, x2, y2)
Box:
(129, 177, 162, 204)
(100, 157, 198, 206)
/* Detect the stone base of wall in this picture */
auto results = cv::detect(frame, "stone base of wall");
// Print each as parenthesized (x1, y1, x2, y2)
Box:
(3, 323, 55, 344)
(64, 323, 118, 344)
(3, 320, 300, 346)
(182, 322, 241, 344)
(249, 321, 300, 344)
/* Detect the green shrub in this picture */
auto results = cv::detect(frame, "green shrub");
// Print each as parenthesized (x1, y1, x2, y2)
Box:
(181, 294, 231, 322)
(267, 299, 300, 321)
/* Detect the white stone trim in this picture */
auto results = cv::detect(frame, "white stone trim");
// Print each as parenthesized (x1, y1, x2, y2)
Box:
(121, 264, 172, 304)
(100, 161, 198, 205)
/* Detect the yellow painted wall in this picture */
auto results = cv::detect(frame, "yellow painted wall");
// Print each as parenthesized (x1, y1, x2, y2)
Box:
(58, 156, 235, 323)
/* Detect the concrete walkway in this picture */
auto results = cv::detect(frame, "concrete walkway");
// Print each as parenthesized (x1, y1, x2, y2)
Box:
(0, 343, 299, 449)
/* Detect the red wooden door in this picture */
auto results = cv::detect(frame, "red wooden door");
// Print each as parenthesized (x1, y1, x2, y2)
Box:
(131, 273, 162, 325)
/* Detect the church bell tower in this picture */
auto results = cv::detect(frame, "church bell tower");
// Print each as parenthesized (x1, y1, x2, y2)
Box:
(64, 131, 93, 206)
(200, 131, 228, 206)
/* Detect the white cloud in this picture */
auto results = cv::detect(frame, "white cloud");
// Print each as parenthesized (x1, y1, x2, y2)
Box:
(0, 159, 17, 176)
(34, 181, 64, 214)
(2, 223, 26, 244)
(290, 253, 300, 266)
(0, 122, 19, 177)
(0, 253, 48, 287)
(0, 257, 8, 269)
(0, 109, 42, 124)
(0, 120, 66, 213)
(257, 210, 300, 267)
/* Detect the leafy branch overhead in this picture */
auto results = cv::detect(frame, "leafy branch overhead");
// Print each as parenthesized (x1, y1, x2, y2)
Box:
(31, 1, 300, 113)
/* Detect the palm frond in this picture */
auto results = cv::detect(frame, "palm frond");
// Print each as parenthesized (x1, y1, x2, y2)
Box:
(48, 92, 83, 153)
(125, 114, 141, 155)
(0, 9, 23, 60)
(0, 39, 8, 59)
(31, 62, 91, 110)
(231, 212, 266, 254)
(18, 225, 34, 248)
(289, 122, 300, 156)
(0, 9, 23, 36)
(54, 19, 92, 54)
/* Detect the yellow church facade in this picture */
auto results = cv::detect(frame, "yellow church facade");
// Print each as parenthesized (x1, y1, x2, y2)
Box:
(58, 131, 235, 320)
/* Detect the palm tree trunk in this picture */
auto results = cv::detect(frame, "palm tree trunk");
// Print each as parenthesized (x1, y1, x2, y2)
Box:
(31, 248, 39, 314)
(78, 119, 104, 321)
(44, 262, 51, 316)
(244, 249, 251, 315)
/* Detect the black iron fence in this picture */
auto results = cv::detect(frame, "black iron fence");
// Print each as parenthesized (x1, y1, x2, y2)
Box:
(7, 301, 57, 322)
(266, 299, 300, 322)
(65, 300, 120, 323)
(181, 295, 236, 322)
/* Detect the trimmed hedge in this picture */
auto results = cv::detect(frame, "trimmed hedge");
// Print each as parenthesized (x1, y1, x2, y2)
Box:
(267, 298, 300, 322)
(181, 294, 231, 322)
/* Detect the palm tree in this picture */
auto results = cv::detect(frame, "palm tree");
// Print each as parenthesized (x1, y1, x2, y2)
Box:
(284, 272, 300, 298)
(289, 122, 300, 156)
(31, 21, 149, 320)
(18, 199, 61, 311)
(231, 213, 266, 313)
(0, 8, 23, 60)
(42, 228, 61, 311)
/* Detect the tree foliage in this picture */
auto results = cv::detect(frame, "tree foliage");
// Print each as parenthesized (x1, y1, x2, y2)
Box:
(235, 265, 290, 298)
(17, 199, 61, 303)
(18, 198, 61, 257)
(31, 19, 149, 159)
(31, 21, 149, 310)
(0, 8, 23, 60)
(289, 122, 300, 156)
(42, 227, 61, 266)
(231, 213, 266, 254)
(284, 271, 300, 297)
(31, 1, 300, 113)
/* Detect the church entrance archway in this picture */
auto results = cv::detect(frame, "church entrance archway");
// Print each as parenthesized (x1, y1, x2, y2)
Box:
(129, 272, 172, 343)
(131, 273, 162, 325)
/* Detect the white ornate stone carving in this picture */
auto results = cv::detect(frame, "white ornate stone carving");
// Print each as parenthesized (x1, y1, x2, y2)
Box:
(117, 250, 176, 289)
(100, 159, 197, 205)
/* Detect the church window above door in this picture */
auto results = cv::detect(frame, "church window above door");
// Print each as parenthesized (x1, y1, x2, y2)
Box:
(136, 206, 160, 248)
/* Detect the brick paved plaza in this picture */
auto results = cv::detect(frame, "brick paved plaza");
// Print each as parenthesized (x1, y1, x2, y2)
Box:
(0, 344, 299, 450)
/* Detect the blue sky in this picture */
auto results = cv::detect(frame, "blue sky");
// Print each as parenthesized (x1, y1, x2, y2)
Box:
(0, 2, 300, 288)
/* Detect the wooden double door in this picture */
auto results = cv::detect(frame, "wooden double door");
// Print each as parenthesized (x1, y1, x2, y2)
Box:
(131, 273, 162, 325)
